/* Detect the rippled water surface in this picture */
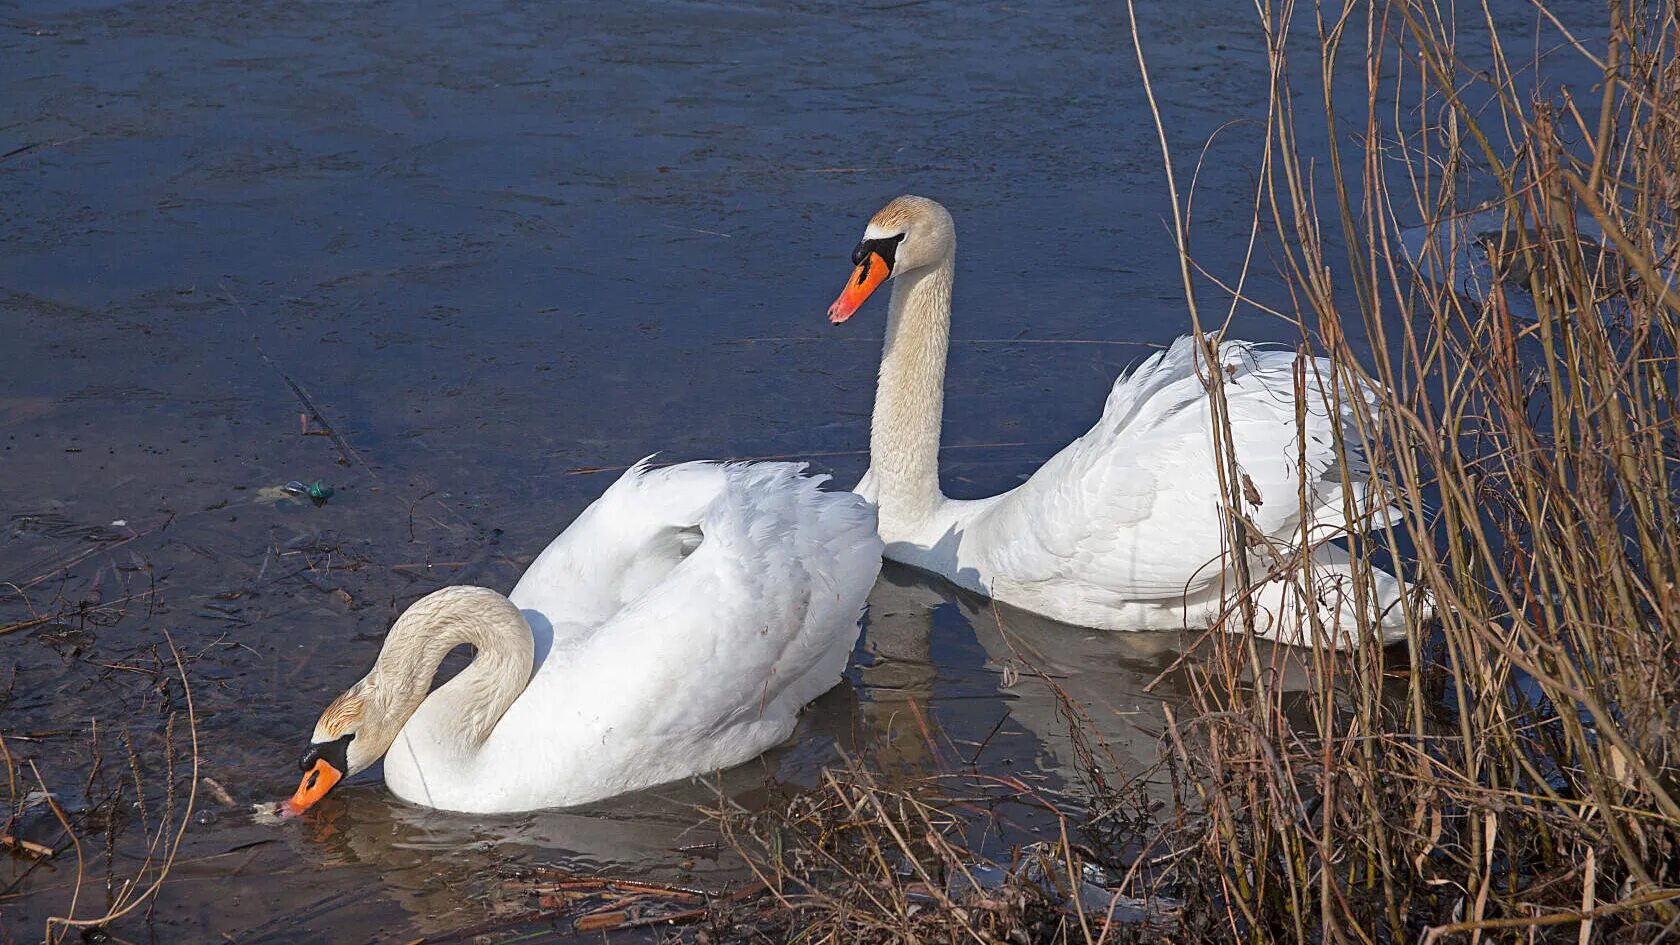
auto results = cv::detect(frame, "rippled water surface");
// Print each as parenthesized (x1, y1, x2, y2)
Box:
(1, 0, 1600, 940)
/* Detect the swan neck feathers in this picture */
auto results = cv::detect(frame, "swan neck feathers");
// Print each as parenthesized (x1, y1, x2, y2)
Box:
(361, 586, 534, 756)
(869, 256, 954, 524)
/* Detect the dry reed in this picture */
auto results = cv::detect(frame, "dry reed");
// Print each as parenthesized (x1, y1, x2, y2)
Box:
(1157, 0, 1680, 940)
(711, 1, 1680, 942)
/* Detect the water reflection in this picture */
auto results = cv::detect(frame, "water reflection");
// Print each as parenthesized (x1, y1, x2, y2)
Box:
(858, 563, 1200, 803)
(855, 562, 1405, 806)
(243, 731, 817, 940)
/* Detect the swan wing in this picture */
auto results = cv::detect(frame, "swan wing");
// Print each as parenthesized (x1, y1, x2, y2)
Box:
(508, 457, 726, 650)
(971, 336, 1385, 603)
(489, 461, 882, 805)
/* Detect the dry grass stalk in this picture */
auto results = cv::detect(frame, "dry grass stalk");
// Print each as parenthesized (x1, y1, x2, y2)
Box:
(708, 753, 1173, 945)
(710, 2, 1680, 943)
(3, 631, 202, 945)
(1145, 0, 1680, 941)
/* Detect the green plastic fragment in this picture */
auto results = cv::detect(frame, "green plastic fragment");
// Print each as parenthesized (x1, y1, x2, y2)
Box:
(281, 480, 334, 505)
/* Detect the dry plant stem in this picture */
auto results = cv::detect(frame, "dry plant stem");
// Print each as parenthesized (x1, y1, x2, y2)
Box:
(43, 630, 199, 943)
(1421, 888, 1680, 942)
(1143, 0, 1680, 940)
(1128, 0, 1266, 702)
(0, 834, 52, 859)
(701, 3, 1679, 942)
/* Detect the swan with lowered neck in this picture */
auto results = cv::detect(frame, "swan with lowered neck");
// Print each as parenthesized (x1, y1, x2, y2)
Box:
(827, 195, 1418, 647)
(284, 461, 882, 815)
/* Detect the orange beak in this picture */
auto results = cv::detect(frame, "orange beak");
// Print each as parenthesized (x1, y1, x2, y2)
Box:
(828, 251, 891, 324)
(282, 758, 344, 817)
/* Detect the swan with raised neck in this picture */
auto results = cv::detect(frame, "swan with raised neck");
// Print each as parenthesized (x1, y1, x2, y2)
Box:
(826, 195, 1422, 647)
(831, 195, 956, 535)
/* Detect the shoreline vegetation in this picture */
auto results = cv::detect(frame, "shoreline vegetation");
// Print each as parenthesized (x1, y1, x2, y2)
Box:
(6, 0, 1678, 942)
(702, 1, 1680, 941)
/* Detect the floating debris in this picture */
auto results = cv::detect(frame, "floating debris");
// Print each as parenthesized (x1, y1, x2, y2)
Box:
(261, 479, 336, 507)
(282, 480, 334, 503)
(0, 833, 54, 859)
(250, 802, 291, 826)
(945, 846, 1182, 926)
(255, 480, 335, 509)
(504, 867, 765, 935)
(1398, 209, 1666, 323)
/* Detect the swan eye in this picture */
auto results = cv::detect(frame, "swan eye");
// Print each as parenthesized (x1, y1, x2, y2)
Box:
(851, 234, 905, 269)
(298, 731, 355, 773)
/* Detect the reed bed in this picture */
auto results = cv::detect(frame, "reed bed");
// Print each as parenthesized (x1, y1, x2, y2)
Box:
(712, 1, 1680, 942)
(705, 753, 1177, 945)
(1181, 0, 1680, 939)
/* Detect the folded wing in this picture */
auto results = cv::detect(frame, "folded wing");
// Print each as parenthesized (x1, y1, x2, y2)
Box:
(970, 336, 1386, 608)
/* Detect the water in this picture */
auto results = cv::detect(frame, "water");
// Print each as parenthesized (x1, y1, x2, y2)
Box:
(1, 0, 1601, 940)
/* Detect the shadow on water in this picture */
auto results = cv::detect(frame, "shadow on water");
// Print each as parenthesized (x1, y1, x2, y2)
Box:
(861, 563, 1198, 791)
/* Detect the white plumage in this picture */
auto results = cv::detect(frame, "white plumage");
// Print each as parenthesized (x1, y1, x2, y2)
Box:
(832, 196, 1418, 647)
(882, 338, 1408, 642)
(303, 461, 882, 814)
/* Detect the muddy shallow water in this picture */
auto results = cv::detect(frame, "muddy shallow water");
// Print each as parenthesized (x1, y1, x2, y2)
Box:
(2, 0, 1603, 941)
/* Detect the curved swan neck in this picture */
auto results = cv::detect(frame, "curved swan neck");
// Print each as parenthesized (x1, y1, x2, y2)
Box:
(866, 257, 954, 524)
(368, 586, 534, 751)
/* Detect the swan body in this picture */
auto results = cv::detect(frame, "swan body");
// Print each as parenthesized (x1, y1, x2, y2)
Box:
(828, 196, 1418, 647)
(288, 462, 883, 814)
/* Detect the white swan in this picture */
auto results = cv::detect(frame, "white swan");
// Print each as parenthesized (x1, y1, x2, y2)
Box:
(827, 195, 1417, 647)
(284, 461, 883, 815)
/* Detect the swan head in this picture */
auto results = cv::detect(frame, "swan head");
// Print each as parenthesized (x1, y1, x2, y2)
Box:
(828, 195, 955, 324)
(281, 676, 401, 816)
(281, 586, 530, 816)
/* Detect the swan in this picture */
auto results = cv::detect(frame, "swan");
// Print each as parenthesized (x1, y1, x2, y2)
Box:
(283, 461, 883, 815)
(826, 195, 1417, 647)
